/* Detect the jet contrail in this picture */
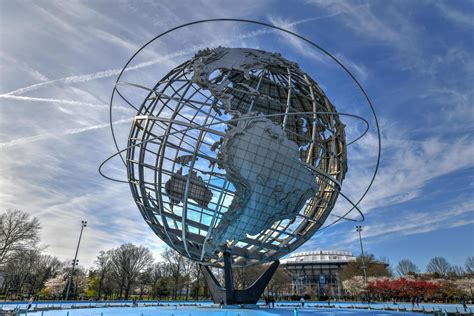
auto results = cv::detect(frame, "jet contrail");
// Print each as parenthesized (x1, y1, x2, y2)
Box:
(0, 118, 132, 149)
(0, 94, 131, 112)
(3, 53, 184, 96)
(5, 15, 338, 96)
(1, 15, 349, 149)
(1, 94, 104, 108)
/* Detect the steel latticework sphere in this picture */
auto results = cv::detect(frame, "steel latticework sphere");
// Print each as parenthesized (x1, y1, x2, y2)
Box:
(125, 47, 347, 267)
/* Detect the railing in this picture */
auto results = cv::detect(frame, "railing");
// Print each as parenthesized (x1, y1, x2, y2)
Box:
(1, 301, 472, 316)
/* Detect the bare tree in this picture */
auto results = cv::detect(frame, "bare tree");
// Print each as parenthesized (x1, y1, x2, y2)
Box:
(2, 249, 40, 299)
(0, 209, 41, 265)
(190, 262, 206, 300)
(181, 257, 194, 300)
(94, 250, 111, 298)
(426, 256, 452, 276)
(1, 249, 62, 299)
(137, 268, 153, 299)
(109, 243, 154, 299)
(267, 266, 291, 298)
(396, 259, 419, 276)
(341, 254, 392, 280)
(162, 248, 185, 299)
(465, 256, 474, 275)
(450, 265, 465, 277)
(233, 265, 265, 290)
(149, 262, 166, 288)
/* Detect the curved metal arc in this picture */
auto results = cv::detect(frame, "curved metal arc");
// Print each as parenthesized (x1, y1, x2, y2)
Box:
(331, 191, 365, 223)
(116, 81, 159, 97)
(98, 147, 129, 184)
(115, 86, 139, 112)
(307, 169, 365, 223)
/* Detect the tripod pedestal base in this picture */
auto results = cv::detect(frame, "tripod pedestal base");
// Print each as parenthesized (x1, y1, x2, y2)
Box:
(200, 250, 280, 305)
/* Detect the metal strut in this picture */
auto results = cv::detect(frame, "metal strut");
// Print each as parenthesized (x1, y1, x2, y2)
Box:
(200, 248, 280, 305)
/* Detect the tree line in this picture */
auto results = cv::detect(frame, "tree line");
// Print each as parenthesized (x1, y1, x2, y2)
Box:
(340, 255, 474, 303)
(339, 254, 474, 280)
(0, 209, 290, 301)
(1, 209, 472, 302)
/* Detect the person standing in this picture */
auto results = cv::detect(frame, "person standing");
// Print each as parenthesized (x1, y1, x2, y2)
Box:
(300, 297, 305, 308)
(27, 297, 34, 310)
(461, 297, 468, 312)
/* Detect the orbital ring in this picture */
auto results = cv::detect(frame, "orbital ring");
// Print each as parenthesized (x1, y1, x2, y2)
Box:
(100, 110, 369, 224)
(101, 110, 370, 184)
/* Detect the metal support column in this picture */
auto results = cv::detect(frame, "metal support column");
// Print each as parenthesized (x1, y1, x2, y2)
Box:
(201, 248, 280, 305)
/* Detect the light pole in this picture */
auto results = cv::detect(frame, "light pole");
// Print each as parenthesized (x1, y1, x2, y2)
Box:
(356, 226, 368, 283)
(65, 220, 87, 300)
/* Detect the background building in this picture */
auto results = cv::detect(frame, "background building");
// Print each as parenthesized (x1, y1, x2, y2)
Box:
(281, 250, 356, 298)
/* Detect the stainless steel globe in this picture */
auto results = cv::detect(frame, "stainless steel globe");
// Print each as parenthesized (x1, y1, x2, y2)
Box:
(125, 47, 347, 267)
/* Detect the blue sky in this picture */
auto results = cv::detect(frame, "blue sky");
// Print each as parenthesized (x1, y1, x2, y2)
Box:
(0, 0, 473, 270)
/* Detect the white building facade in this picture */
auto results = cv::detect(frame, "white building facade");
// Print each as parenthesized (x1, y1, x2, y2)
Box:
(280, 250, 356, 298)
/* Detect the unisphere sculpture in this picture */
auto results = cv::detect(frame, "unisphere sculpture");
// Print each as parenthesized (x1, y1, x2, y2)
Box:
(101, 27, 381, 302)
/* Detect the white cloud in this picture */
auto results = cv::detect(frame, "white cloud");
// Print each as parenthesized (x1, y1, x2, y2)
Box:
(4, 15, 330, 97)
(0, 118, 131, 149)
(1, 0, 472, 268)
(321, 199, 474, 251)
(335, 129, 474, 215)
(0, 94, 109, 110)
(435, 2, 474, 29)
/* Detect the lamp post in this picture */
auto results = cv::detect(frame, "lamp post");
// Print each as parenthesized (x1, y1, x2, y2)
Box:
(356, 226, 368, 283)
(65, 220, 87, 300)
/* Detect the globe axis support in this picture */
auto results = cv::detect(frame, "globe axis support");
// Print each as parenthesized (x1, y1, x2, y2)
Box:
(200, 248, 280, 305)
